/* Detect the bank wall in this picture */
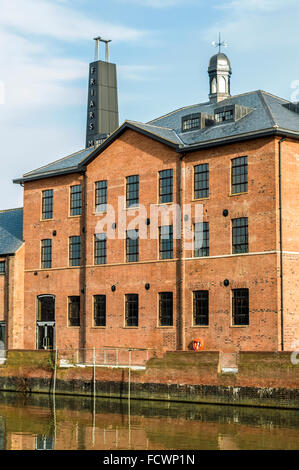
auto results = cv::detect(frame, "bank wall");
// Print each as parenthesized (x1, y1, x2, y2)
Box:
(0, 350, 298, 409)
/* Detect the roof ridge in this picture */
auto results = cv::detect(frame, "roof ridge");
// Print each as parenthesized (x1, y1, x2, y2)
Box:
(147, 102, 210, 124)
(257, 90, 278, 127)
(23, 147, 91, 177)
(259, 90, 290, 103)
(127, 120, 177, 131)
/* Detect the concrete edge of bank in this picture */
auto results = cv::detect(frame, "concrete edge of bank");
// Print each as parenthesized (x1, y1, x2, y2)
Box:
(0, 376, 298, 410)
(0, 350, 298, 410)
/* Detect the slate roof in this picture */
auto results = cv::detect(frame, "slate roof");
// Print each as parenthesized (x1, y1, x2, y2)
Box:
(14, 89, 299, 184)
(0, 208, 23, 256)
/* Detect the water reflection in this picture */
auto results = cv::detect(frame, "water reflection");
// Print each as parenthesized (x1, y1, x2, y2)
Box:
(0, 392, 298, 450)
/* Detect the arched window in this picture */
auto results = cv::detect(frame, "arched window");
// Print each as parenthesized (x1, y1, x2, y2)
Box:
(37, 296, 55, 322)
(219, 76, 226, 93)
(211, 77, 217, 94)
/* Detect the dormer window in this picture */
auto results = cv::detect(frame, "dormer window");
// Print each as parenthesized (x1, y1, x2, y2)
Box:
(182, 113, 214, 132)
(215, 108, 234, 123)
(182, 115, 201, 132)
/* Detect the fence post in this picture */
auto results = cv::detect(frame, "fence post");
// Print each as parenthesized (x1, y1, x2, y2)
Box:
(53, 347, 58, 396)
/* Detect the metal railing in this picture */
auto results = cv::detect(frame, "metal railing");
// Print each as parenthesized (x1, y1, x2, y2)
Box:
(58, 347, 156, 369)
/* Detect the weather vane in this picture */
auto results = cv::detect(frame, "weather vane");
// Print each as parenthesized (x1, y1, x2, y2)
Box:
(212, 33, 228, 53)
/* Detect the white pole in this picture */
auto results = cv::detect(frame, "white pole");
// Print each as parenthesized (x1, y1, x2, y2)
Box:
(53, 347, 58, 396)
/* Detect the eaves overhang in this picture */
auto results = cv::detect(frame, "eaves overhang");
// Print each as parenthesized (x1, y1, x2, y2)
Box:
(176, 127, 299, 154)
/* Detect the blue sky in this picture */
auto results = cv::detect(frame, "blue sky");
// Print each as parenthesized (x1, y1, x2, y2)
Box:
(1, 0, 299, 209)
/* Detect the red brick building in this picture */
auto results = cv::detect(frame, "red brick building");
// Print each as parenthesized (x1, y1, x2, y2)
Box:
(12, 51, 299, 353)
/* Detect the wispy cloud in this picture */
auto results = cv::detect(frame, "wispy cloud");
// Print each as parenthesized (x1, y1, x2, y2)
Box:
(0, 0, 147, 41)
(218, 0, 297, 12)
(118, 65, 158, 81)
(116, 0, 192, 8)
(0, 0, 151, 209)
(206, 0, 299, 51)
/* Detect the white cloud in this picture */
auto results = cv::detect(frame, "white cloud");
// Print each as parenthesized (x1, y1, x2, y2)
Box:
(0, 0, 147, 42)
(0, 0, 150, 209)
(118, 65, 158, 81)
(218, 0, 297, 12)
(206, 0, 299, 51)
(116, 0, 190, 7)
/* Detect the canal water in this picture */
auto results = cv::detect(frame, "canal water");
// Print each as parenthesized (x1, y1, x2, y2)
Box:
(0, 391, 298, 450)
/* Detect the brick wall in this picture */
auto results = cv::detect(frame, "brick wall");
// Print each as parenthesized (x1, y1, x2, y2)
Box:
(19, 130, 299, 353)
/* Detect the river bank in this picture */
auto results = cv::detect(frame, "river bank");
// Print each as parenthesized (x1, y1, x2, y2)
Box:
(0, 350, 298, 409)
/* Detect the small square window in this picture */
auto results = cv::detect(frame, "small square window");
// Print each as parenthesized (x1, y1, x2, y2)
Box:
(0, 261, 5, 274)
(126, 175, 139, 208)
(232, 289, 249, 325)
(70, 185, 82, 216)
(42, 190, 53, 220)
(125, 294, 138, 327)
(159, 169, 173, 203)
(159, 292, 173, 326)
(94, 295, 106, 327)
(231, 156, 248, 194)
(193, 291, 209, 326)
(232, 218, 248, 254)
(68, 296, 80, 327)
(69, 236, 81, 266)
(159, 225, 173, 260)
(95, 181, 107, 213)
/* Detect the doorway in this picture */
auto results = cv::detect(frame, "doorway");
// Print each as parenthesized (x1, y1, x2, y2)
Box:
(37, 296, 55, 350)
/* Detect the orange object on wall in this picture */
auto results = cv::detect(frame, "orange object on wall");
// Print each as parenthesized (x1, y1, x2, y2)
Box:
(193, 338, 204, 351)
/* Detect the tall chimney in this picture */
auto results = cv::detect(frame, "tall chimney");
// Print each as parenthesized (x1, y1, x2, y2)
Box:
(86, 37, 119, 148)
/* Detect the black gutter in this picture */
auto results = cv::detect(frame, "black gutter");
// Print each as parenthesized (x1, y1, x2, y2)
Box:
(176, 128, 299, 154)
(176, 153, 186, 350)
(80, 169, 88, 361)
(278, 138, 286, 351)
(4, 255, 10, 350)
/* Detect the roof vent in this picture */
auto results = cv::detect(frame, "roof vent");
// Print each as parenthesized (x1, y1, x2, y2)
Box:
(181, 112, 214, 132)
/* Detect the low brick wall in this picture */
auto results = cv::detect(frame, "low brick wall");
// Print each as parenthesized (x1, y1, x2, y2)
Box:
(0, 350, 298, 409)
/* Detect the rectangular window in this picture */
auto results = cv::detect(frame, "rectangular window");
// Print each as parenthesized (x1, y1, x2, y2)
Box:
(231, 156, 248, 194)
(41, 239, 52, 269)
(95, 180, 107, 213)
(215, 109, 234, 122)
(125, 294, 138, 327)
(94, 234, 107, 265)
(159, 225, 173, 260)
(126, 229, 139, 262)
(69, 236, 81, 266)
(94, 295, 106, 327)
(159, 292, 173, 326)
(194, 164, 209, 199)
(232, 218, 248, 254)
(68, 296, 80, 327)
(126, 175, 139, 208)
(70, 185, 82, 216)
(193, 291, 209, 326)
(232, 289, 249, 325)
(42, 189, 53, 220)
(0, 261, 5, 274)
(194, 222, 209, 257)
(159, 169, 173, 203)
(182, 117, 201, 131)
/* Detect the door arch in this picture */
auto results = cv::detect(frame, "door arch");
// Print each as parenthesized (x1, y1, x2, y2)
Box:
(36, 295, 55, 350)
